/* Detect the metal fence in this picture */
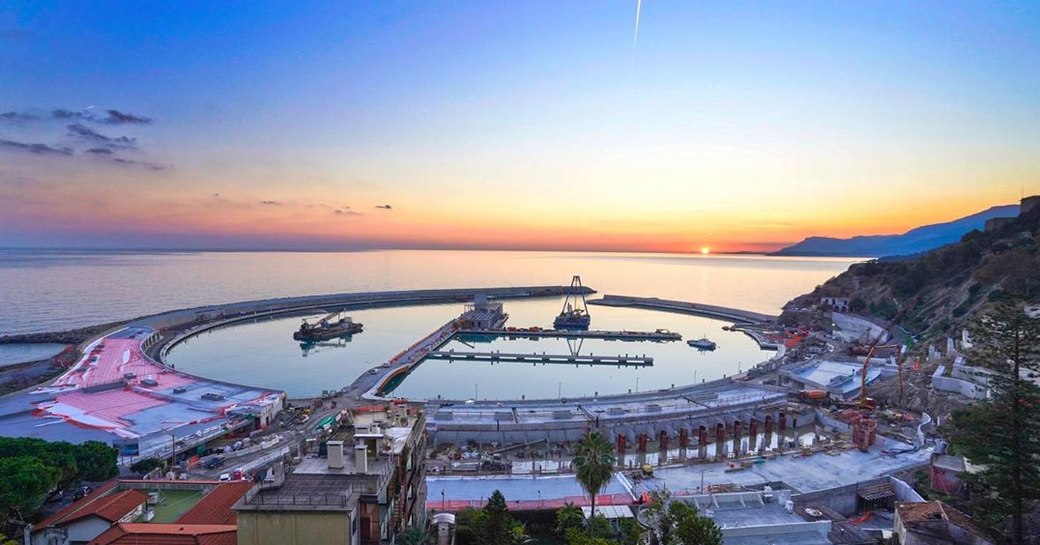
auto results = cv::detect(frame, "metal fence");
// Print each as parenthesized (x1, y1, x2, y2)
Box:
(243, 484, 354, 508)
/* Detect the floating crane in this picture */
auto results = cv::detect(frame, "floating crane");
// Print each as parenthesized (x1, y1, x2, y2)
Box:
(553, 275, 591, 330)
(293, 311, 363, 342)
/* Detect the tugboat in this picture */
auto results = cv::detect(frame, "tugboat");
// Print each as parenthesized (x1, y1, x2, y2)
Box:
(293, 312, 363, 342)
(553, 275, 591, 330)
(687, 337, 717, 351)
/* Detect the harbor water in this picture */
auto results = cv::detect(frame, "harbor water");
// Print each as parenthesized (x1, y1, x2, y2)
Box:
(1, 249, 860, 397)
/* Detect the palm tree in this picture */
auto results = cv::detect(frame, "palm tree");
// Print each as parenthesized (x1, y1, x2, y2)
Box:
(510, 523, 534, 545)
(572, 431, 616, 534)
(554, 502, 585, 538)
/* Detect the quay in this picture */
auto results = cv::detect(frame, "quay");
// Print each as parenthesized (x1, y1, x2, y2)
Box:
(154, 285, 594, 358)
(457, 328, 681, 342)
(1, 286, 592, 463)
(425, 350, 653, 366)
(588, 294, 777, 324)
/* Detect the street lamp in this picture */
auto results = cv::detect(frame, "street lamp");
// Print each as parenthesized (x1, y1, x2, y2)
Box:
(537, 490, 541, 508)
(698, 468, 715, 494)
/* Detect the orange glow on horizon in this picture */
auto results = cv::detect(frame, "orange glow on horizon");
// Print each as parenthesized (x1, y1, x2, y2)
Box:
(0, 171, 1028, 253)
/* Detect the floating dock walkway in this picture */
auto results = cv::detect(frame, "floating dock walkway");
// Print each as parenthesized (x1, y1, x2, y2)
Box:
(426, 350, 653, 367)
(588, 295, 777, 324)
(457, 328, 681, 342)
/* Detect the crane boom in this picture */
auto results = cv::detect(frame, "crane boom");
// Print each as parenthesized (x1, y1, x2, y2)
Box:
(858, 327, 889, 408)
(317, 311, 338, 325)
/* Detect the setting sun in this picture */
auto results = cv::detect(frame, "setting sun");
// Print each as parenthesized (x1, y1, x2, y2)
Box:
(700, 246, 711, 255)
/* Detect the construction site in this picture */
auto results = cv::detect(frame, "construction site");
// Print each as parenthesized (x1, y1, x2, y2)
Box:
(415, 286, 936, 544)
(4, 281, 944, 543)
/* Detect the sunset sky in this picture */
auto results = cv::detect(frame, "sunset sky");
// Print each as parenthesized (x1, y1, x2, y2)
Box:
(2, 1, 1039, 253)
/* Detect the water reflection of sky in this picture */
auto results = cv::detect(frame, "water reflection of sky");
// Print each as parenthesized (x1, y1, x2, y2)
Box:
(168, 298, 770, 399)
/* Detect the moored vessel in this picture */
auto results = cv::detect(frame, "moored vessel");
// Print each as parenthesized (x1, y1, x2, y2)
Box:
(293, 312, 363, 342)
(687, 337, 717, 350)
(553, 275, 591, 330)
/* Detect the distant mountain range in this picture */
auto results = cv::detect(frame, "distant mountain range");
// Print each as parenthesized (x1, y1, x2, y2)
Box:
(772, 204, 1020, 258)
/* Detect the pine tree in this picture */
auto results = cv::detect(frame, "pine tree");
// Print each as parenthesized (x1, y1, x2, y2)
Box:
(483, 490, 513, 545)
(946, 300, 1040, 544)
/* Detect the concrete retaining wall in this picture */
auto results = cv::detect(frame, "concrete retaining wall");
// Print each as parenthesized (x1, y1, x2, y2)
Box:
(932, 365, 989, 400)
(792, 476, 924, 516)
(793, 477, 887, 515)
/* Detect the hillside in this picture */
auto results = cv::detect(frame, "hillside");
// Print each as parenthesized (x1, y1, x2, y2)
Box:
(783, 197, 1040, 344)
(773, 204, 1019, 257)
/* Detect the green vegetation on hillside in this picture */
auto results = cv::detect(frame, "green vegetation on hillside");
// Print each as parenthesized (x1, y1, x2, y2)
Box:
(944, 301, 1040, 545)
(785, 202, 1040, 341)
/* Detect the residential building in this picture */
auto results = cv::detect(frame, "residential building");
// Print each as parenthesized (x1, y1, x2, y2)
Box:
(32, 482, 147, 545)
(31, 479, 252, 545)
(820, 297, 850, 312)
(894, 501, 995, 545)
(234, 403, 427, 545)
(89, 524, 237, 545)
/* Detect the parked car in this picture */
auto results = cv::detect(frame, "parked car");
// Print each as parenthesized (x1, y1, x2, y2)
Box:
(218, 473, 231, 482)
(72, 485, 93, 501)
(202, 455, 226, 470)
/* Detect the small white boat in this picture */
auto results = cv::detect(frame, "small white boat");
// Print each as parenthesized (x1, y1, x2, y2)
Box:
(687, 337, 717, 350)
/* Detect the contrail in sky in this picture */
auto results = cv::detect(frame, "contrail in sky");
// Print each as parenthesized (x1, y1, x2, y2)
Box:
(633, 0, 642, 47)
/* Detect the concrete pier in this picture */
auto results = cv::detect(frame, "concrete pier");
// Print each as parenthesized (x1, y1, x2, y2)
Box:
(457, 328, 682, 342)
(587, 294, 777, 324)
(426, 350, 653, 366)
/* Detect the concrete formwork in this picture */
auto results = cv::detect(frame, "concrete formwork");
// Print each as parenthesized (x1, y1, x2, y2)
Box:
(425, 380, 790, 449)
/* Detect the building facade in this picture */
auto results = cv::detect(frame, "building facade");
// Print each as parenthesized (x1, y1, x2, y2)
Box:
(235, 404, 427, 545)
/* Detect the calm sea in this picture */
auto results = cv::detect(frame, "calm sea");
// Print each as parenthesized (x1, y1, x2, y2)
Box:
(0, 250, 859, 398)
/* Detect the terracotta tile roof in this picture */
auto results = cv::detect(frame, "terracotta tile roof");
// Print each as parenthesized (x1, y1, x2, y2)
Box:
(176, 482, 254, 525)
(35, 482, 146, 528)
(89, 523, 237, 545)
(897, 501, 994, 541)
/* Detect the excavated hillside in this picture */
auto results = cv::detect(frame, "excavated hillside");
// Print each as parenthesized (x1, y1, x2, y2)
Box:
(780, 199, 1040, 415)
(784, 200, 1040, 345)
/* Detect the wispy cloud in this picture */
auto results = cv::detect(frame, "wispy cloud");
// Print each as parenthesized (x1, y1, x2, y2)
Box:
(335, 208, 362, 216)
(0, 110, 43, 124)
(2, 107, 155, 126)
(1, 105, 168, 172)
(259, 200, 282, 206)
(375, 204, 392, 210)
(0, 138, 74, 156)
(66, 123, 137, 150)
(111, 157, 167, 171)
(102, 109, 152, 125)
